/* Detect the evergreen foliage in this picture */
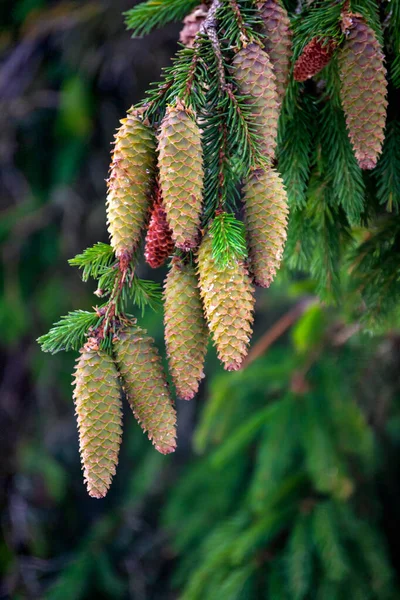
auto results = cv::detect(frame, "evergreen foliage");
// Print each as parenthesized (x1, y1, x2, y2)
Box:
(37, 0, 400, 512)
(164, 300, 397, 598)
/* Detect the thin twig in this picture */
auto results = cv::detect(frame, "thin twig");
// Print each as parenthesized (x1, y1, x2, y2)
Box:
(244, 297, 318, 368)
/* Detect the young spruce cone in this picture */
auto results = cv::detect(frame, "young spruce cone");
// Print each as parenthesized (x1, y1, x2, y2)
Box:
(197, 230, 255, 371)
(107, 108, 156, 259)
(164, 259, 208, 400)
(339, 15, 388, 170)
(114, 326, 177, 454)
(179, 4, 208, 48)
(73, 343, 123, 499)
(293, 38, 336, 82)
(244, 168, 289, 288)
(233, 43, 279, 160)
(158, 102, 204, 250)
(144, 192, 174, 269)
(258, 0, 292, 106)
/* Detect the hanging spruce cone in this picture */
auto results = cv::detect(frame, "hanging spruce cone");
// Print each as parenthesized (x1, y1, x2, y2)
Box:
(73, 342, 123, 499)
(164, 259, 208, 400)
(232, 42, 279, 160)
(179, 4, 208, 48)
(338, 15, 388, 170)
(244, 168, 289, 288)
(197, 230, 255, 371)
(293, 37, 336, 82)
(107, 108, 156, 259)
(258, 0, 292, 106)
(158, 101, 204, 250)
(144, 183, 174, 269)
(114, 326, 177, 454)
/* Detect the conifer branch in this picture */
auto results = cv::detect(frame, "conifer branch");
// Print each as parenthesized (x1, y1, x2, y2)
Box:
(210, 212, 248, 267)
(125, 0, 198, 37)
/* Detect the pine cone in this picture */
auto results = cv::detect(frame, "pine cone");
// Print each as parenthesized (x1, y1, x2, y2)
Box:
(258, 0, 292, 106)
(114, 326, 177, 454)
(107, 108, 156, 258)
(293, 37, 336, 82)
(144, 183, 174, 269)
(164, 259, 208, 400)
(339, 16, 388, 170)
(73, 344, 123, 499)
(232, 42, 279, 159)
(179, 4, 208, 48)
(158, 101, 204, 250)
(244, 168, 289, 288)
(197, 230, 255, 371)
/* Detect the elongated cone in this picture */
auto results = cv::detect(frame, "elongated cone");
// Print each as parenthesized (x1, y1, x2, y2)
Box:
(197, 231, 255, 371)
(233, 43, 279, 159)
(107, 108, 156, 258)
(293, 37, 336, 82)
(144, 182, 174, 269)
(179, 4, 208, 48)
(244, 168, 289, 288)
(258, 0, 292, 106)
(339, 16, 387, 170)
(158, 101, 204, 250)
(73, 343, 123, 499)
(164, 259, 208, 400)
(114, 326, 177, 454)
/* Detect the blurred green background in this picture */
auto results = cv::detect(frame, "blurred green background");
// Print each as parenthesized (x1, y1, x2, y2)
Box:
(1, 1, 400, 599)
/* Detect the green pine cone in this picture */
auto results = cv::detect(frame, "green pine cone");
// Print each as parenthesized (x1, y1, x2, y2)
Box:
(73, 344, 123, 499)
(114, 326, 177, 454)
(107, 108, 156, 258)
(197, 230, 255, 371)
(232, 42, 279, 160)
(164, 259, 208, 400)
(158, 101, 204, 250)
(339, 16, 388, 170)
(258, 0, 292, 106)
(244, 167, 289, 288)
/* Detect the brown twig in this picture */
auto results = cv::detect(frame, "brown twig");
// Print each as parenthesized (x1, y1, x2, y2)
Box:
(243, 297, 318, 368)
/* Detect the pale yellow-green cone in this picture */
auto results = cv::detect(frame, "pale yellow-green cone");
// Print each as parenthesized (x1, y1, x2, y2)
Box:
(73, 344, 123, 499)
(114, 326, 177, 454)
(164, 259, 208, 400)
(244, 167, 289, 288)
(258, 0, 292, 106)
(158, 101, 204, 250)
(197, 231, 255, 371)
(339, 16, 388, 170)
(106, 108, 156, 258)
(232, 42, 279, 160)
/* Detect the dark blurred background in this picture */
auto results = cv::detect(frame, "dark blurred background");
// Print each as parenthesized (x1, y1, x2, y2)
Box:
(0, 2, 188, 596)
(2, 2, 400, 599)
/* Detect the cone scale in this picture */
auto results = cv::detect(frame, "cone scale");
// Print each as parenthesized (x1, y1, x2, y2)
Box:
(106, 108, 156, 258)
(73, 344, 123, 499)
(114, 326, 177, 454)
(197, 230, 255, 371)
(258, 0, 292, 106)
(339, 15, 387, 170)
(158, 101, 204, 250)
(164, 259, 208, 400)
(232, 42, 279, 160)
(293, 37, 336, 82)
(244, 167, 289, 288)
(144, 185, 174, 269)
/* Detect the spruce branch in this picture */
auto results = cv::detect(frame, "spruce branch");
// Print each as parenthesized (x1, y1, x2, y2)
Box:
(38, 311, 102, 354)
(124, 0, 198, 37)
(218, 0, 264, 49)
(69, 243, 115, 281)
(375, 120, 400, 212)
(210, 212, 248, 267)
